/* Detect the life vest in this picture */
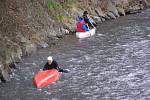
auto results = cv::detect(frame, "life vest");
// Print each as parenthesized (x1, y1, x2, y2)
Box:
(76, 22, 86, 32)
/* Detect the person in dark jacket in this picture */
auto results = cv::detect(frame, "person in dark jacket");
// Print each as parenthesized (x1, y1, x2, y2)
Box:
(83, 11, 97, 28)
(43, 56, 68, 73)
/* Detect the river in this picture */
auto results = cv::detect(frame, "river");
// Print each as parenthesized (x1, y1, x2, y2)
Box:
(0, 9, 150, 100)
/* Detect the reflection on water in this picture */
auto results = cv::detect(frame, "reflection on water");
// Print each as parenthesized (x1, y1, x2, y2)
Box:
(0, 9, 150, 100)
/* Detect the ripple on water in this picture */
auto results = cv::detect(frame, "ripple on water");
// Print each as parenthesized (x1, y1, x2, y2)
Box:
(1, 9, 150, 100)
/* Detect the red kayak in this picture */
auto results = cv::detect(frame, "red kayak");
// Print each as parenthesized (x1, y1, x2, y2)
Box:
(33, 69, 60, 88)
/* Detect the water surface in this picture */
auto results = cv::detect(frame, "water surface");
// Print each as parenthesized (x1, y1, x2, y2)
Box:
(0, 9, 150, 100)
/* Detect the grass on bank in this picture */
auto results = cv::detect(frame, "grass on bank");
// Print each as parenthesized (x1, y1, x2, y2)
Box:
(47, 0, 76, 22)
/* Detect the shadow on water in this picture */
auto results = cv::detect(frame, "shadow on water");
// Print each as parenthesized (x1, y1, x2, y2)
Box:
(0, 9, 150, 100)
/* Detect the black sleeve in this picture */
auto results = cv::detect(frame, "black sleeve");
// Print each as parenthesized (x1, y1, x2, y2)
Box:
(43, 62, 48, 70)
(53, 60, 69, 73)
(52, 60, 64, 72)
(52, 60, 59, 70)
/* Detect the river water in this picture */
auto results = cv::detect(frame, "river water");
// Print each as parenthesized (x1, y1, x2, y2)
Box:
(0, 9, 150, 100)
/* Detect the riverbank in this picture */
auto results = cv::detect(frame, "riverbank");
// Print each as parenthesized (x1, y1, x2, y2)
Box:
(0, 0, 150, 82)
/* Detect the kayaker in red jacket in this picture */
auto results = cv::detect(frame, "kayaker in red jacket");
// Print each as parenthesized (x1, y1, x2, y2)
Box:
(76, 17, 90, 32)
(43, 56, 69, 73)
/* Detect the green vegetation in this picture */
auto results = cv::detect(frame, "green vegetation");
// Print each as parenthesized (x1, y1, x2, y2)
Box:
(30, 0, 34, 3)
(50, 13, 72, 23)
(47, 0, 75, 22)
(47, 0, 76, 9)
(37, 8, 44, 17)
(47, 0, 61, 9)
(51, 13, 64, 21)
(62, 0, 76, 9)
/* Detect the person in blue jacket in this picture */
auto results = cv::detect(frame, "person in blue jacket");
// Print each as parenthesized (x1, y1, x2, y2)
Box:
(77, 16, 84, 23)
(82, 19, 90, 31)
(76, 16, 89, 32)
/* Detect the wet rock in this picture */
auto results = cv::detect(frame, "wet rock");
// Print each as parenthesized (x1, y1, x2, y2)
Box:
(20, 36, 28, 43)
(38, 41, 49, 48)
(92, 16, 102, 23)
(56, 34, 64, 38)
(125, 8, 141, 14)
(107, 0, 120, 17)
(111, 10, 120, 18)
(20, 35, 37, 54)
(101, 17, 106, 22)
(94, 9, 106, 22)
(104, 14, 111, 20)
(47, 36, 58, 45)
(0, 73, 6, 83)
(116, 7, 126, 16)
(15, 48, 22, 62)
(56, 28, 66, 38)
(107, 12, 117, 19)
(9, 62, 17, 69)
(11, 47, 22, 63)
(95, 8, 105, 18)
(144, 0, 150, 6)
(21, 43, 37, 56)
(0, 62, 11, 82)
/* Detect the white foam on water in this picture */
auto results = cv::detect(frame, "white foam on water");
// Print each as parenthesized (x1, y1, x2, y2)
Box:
(146, 27, 150, 30)
(24, 62, 37, 66)
(139, 40, 150, 44)
(112, 69, 149, 87)
(68, 58, 77, 62)
(44, 90, 52, 95)
(148, 34, 150, 37)
(143, 88, 150, 96)
(84, 55, 92, 61)
(51, 98, 59, 100)
(97, 34, 103, 36)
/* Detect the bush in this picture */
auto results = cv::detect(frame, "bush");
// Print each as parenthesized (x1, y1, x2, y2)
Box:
(47, 0, 61, 9)
(50, 13, 71, 22)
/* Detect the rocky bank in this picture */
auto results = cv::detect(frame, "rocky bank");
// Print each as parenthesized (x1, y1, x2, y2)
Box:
(0, 0, 150, 82)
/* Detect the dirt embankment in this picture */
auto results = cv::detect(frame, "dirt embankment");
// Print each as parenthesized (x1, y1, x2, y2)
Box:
(0, 0, 149, 82)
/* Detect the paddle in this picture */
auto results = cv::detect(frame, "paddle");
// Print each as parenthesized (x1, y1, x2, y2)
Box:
(59, 68, 69, 73)
(88, 17, 96, 29)
(87, 25, 92, 36)
(87, 19, 96, 37)
(62, 69, 69, 73)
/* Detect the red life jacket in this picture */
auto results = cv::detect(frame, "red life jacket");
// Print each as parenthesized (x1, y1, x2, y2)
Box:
(76, 22, 86, 32)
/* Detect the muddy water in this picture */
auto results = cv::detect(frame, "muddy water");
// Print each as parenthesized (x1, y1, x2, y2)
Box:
(0, 9, 150, 100)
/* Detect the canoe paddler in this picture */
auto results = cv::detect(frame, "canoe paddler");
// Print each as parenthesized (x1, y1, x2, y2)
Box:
(83, 11, 97, 28)
(83, 19, 90, 31)
(76, 17, 90, 32)
(43, 56, 69, 73)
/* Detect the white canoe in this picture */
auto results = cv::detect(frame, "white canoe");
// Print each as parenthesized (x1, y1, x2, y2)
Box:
(76, 28, 96, 39)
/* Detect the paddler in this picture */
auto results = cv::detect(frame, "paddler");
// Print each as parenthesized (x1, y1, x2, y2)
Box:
(43, 56, 69, 73)
(82, 11, 97, 28)
(76, 17, 90, 32)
